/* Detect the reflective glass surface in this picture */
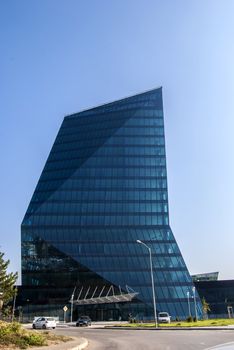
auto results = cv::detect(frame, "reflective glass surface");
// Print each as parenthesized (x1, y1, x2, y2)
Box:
(21, 88, 202, 320)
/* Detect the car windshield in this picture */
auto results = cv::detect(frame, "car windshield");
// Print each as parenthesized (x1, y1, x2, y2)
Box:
(159, 313, 168, 317)
(80, 316, 90, 320)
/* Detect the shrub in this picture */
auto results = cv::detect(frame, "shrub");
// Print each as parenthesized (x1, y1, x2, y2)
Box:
(186, 316, 193, 323)
(0, 321, 68, 349)
(23, 333, 47, 346)
(129, 318, 136, 323)
(0, 321, 21, 338)
(14, 337, 29, 349)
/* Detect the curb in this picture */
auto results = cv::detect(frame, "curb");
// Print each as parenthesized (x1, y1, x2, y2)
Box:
(70, 338, 89, 350)
(29, 338, 88, 350)
(105, 326, 234, 331)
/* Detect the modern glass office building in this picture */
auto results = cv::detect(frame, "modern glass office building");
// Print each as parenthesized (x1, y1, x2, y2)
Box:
(21, 87, 202, 320)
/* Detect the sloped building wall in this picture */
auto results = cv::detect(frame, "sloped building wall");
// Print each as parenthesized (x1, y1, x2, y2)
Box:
(21, 88, 202, 320)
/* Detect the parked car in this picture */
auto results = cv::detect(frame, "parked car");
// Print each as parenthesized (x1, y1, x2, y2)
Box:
(32, 317, 56, 329)
(158, 312, 171, 323)
(76, 316, 92, 327)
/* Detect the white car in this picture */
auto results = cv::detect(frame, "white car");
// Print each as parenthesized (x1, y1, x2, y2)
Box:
(158, 312, 171, 323)
(32, 317, 56, 329)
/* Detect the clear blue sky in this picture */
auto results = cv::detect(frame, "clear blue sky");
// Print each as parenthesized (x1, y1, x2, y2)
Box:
(1, 0, 234, 282)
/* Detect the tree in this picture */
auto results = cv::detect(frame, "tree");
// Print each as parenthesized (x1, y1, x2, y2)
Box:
(201, 297, 211, 319)
(0, 251, 18, 312)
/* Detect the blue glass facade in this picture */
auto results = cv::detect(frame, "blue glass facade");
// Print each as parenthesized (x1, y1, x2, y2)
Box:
(21, 88, 202, 320)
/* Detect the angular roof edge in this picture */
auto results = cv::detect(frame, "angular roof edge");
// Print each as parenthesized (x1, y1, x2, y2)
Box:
(65, 86, 162, 119)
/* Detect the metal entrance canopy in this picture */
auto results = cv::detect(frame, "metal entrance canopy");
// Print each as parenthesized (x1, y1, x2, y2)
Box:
(70, 285, 139, 306)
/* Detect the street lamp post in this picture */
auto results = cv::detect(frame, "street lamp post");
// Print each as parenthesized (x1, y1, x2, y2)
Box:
(11, 288, 17, 322)
(186, 291, 191, 317)
(26, 299, 30, 321)
(70, 287, 76, 323)
(192, 286, 198, 321)
(136, 240, 157, 327)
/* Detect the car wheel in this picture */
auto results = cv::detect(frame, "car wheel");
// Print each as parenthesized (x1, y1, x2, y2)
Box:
(53, 327, 55, 329)
(33, 324, 36, 329)
(42, 325, 46, 329)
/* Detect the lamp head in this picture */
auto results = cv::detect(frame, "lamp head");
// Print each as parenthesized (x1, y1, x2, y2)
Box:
(136, 240, 142, 244)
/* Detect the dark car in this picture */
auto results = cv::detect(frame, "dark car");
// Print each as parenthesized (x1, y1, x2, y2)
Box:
(76, 316, 92, 327)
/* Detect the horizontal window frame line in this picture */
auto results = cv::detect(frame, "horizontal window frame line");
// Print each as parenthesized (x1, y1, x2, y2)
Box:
(65, 112, 163, 123)
(29, 199, 168, 204)
(22, 239, 176, 244)
(51, 144, 166, 154)
(61, 118, 164, 130)
(66, 104, 163, 120)
(48, 152, 166, 161)
(41, 164, 166, 174)
(53, 142, 165, 150)
(58, 125, 165, 138)
(33, 187, 168, 194)
(60, 122, 164, 131)
(21, 267, 188, 273)
(55, 134, 165, 145)
(65, 107, 163, 120)
(51, 146, 166, 156)
(54, 134, 165, 146)
(37, 183, 167, 190)
(39, 176, 167, 183)
(28, 202, 168, 209)
(22, 252, 181, 258)
(27, 211, 168, 216)
(46, 154, 166, 165)
(21, 224, 171, 229)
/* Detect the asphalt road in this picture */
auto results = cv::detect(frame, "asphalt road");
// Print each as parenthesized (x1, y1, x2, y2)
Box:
(54, 327, 234, 350)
